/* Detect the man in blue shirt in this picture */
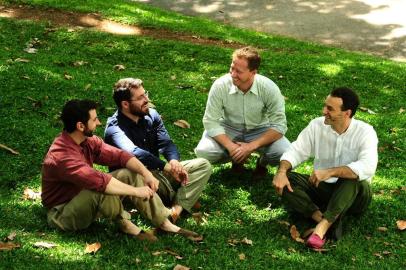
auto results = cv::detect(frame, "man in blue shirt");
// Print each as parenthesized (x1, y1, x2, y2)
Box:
(105, 78, 212, 223)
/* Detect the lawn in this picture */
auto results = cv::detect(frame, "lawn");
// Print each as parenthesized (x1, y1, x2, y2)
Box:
(0, 0, 405, 269)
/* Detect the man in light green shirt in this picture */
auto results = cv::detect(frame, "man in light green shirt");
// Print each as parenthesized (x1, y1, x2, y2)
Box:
(195, 47, 291, 180)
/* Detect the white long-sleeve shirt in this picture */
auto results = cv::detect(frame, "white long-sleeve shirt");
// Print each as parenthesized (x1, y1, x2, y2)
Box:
(281, 117, 378, 183)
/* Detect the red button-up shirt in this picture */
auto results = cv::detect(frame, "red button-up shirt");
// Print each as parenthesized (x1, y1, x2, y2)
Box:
(41, 131, 133, 209)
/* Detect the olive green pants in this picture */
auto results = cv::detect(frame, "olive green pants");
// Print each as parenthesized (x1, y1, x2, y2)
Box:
(282, 172, 372, 223)
(152, 158, 212, 213)
(47, 169, 171, 231)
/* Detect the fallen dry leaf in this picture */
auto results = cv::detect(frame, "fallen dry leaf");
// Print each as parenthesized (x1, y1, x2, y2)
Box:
(73, 60, 88, 67)
(241, 237, 253, 246)
(113, 64, 125, 71)
(399, 107, 405, 114)
(373, 252, 383, 259)
(152, 251, 162, 256)
(287, 247, 296, 253)
(377, 226, 388, 232)
(402, 186, 406, 191)
(64, 73, 73, 80)
(359, 106, 376, 114)
(228, 238, 239, 246)
(0, 242, 21, 251)
(170, 75, 176, 80)
(34, 241, 58, 249)
(6, 231, 16, 242)
(238, 253, 246, 260)
(0, 143, 20, 155)
(290, 225, 305, 243)
(24, 47, 37, 54)
(135, 257, 141, 264)
(396, 220, 406, 230)
(173, 264, 190, 270)
(382, 251, 391, 255)
(84, 83, 92, 91)
(14, 58, 30, 63)
(164, 249, 183, 260)
(23, 188, 41, 200)
(85, 242, 101, 254)
(174, 120, 190, 129)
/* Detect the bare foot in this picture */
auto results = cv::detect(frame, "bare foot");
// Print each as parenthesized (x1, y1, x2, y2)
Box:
(119, 219, 157, 242)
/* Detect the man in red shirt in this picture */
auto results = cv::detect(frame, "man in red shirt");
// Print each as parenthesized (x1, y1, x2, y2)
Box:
(42, 99, 202, 241)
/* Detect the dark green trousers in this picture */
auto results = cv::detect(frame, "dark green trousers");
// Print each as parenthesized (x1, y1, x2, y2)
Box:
(282, 172, 372, 223)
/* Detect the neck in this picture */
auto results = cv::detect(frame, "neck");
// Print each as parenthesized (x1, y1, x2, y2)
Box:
(333, 118, 351, 134)
(68, 130, 86, 145)
(121, 109, 140, 123)
(238, 78, 254, 93)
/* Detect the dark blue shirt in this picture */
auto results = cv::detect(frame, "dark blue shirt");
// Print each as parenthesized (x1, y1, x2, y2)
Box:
(104, 109, 180, 171)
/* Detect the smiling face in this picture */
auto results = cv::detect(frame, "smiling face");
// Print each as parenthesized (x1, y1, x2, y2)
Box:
(229, 57, 256, 92)
(322, 95, 351, 129)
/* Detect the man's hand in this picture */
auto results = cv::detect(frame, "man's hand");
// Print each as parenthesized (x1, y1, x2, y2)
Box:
(309, 169, 332, 187)
(229, 142, 255, 164)
(272, 171, 293, 195)
(166, 160, 189, 186)
(143, 172, 160, 192)
(134, 186, 154, 199)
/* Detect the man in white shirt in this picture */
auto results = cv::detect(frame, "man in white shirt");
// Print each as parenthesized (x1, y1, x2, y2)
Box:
(272, 87, 378, 249)
(195, 47, 290, 180)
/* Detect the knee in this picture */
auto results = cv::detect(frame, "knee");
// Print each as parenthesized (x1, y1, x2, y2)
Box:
(196, 158, 212, 176)
(194, 147, 224, 164)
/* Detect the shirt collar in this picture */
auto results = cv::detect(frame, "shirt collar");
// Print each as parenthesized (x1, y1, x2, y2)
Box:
(228, 75, 258, 96)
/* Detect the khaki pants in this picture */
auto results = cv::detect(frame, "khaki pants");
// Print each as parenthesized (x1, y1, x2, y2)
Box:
(47, 169, 171, 231)
(152, 158, 211, 213)
(282, 172, 372, 223)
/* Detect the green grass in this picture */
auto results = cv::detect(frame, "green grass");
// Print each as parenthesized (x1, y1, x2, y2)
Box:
(0, 0, 405, 269)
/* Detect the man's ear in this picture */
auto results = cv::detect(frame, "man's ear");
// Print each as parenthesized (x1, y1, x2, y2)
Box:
(121, 100, 130, 110)
(76, 121, 85, 132)
(344, 109, 352, 118)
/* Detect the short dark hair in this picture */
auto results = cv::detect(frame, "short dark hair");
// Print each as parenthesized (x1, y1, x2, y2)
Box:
(61, 99, 98, 133)
(232, 46, 261, 71)
(330, 87, 359, 117)
(113, 78, 144, 109)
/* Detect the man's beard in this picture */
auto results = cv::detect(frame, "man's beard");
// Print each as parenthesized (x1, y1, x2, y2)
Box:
(83, 127, 94, 137)
(130, 102, 148, 117)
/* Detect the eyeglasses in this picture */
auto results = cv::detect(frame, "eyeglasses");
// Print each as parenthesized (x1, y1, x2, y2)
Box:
(129, 91, 149, 102)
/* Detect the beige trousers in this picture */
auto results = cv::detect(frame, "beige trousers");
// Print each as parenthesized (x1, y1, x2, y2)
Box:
(47, 169, 171, 231)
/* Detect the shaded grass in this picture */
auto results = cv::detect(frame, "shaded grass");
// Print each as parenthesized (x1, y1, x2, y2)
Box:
(0, 1, 405, 269)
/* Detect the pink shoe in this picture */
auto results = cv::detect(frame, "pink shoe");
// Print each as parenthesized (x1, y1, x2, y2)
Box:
(306, 234, 325, 249)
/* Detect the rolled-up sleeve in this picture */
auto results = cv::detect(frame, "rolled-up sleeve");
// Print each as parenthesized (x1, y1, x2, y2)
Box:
(347, 127, 378, 180)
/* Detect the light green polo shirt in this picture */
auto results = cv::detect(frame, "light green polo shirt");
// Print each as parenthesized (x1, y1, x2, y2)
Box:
(203, 74, 287, 137)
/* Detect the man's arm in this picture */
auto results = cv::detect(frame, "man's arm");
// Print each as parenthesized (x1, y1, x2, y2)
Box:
(272, 160, 293, 195)
(310, 166, 358, 187)
(104, 177, 154, 199)
(232, 129, 283, 163)
(105, 124, 166, 170)
(125, 157, 160, 192)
